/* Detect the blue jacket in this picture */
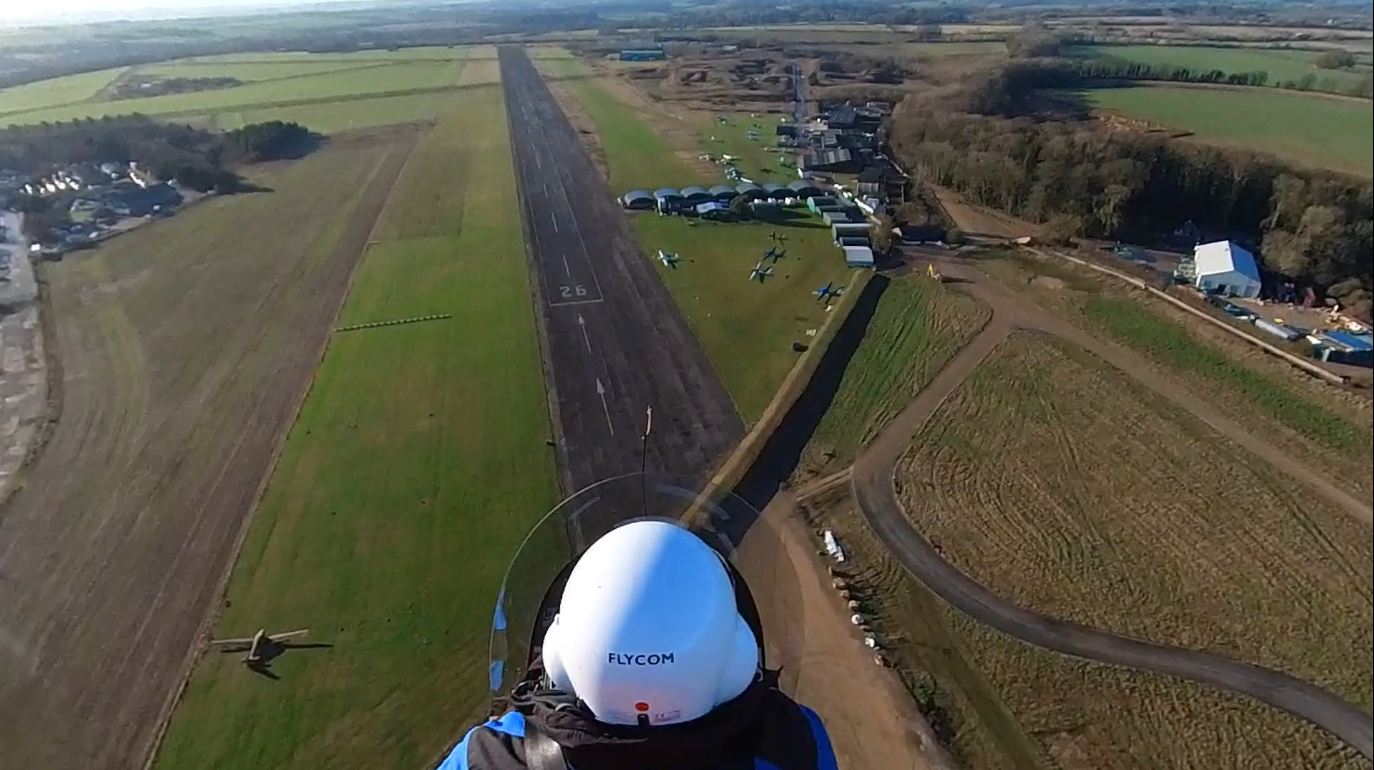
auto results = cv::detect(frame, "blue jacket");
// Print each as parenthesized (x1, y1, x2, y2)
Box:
(439, 706, 838, 770)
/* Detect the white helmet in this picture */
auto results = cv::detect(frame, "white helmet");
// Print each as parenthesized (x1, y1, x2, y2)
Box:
(540, 519, 760, 727)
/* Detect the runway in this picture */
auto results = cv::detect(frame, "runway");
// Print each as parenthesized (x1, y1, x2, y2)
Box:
(498, 47, 744, 512)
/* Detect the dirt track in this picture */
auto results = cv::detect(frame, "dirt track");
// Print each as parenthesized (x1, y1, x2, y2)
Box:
(850, 250, 1374, 761)
(0, 134, 417, 769)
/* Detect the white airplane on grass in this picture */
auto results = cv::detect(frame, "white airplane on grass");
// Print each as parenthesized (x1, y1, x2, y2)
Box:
(656, 250, 683, 268)
(749, 261, 774, 283)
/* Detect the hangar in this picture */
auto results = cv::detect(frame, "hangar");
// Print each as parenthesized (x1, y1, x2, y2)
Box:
(735, 182, 766, 200)
(622, 189, 655, 210)
(762, 183, 791, 201)
(680, 186, 713, 204)
(1194, 240, 1261, 298)
(788, 179, 825, 199)
(709, 185, 738, 202)
(654, 187, 683, 212)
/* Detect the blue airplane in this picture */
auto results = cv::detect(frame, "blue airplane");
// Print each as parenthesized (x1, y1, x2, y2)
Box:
(814, 282, 842, 302)
(763, 246, 785, 263)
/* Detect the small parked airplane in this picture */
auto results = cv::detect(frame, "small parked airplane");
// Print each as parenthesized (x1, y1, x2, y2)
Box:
(769, 231, 788, 243)
(749, 261, 774, 283)
(656, 249, 683, 268)
(763, 246, 785, 263)
(814, 282, 842, 302)
(210, 628, 310, 664)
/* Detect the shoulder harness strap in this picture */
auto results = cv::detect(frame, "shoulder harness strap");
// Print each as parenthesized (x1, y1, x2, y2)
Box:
(523, 719, 570, 770)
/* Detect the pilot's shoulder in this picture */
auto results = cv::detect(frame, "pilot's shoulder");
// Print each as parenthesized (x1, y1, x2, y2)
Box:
(756, 692, 838, 770)
(436, 712, 525, 770)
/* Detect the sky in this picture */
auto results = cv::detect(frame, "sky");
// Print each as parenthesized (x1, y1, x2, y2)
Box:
(1, 0, 362, 25)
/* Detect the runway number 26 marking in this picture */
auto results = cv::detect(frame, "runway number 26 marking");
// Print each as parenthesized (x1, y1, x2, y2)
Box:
(560, 285, 588, 299)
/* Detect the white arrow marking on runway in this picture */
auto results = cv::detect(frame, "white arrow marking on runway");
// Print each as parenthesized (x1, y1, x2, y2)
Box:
(577, 314, 592, 353)
(596, 379, 614, 436)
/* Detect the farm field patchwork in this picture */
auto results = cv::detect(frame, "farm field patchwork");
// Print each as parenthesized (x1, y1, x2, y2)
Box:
(976, 250, 1373, 499)
(1068, 43, 1370, 91)
(136, 59, 391, 83)
(796, 276, 990, 479)
(533, 56, 591, 78)
(153, 86, 559, 770)
(896, 332, 1373, 711)
(1082, 85, 1373, 176)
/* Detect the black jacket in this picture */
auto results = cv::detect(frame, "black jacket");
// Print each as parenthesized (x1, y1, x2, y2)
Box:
(438, 681, 837, 770)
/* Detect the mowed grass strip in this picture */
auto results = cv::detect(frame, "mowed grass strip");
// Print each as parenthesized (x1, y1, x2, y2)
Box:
(153, 87, 558, 770)
(189, 88, 489, 135)
(2, 60, 467, 127)
(798, 277, 990, 478)
(1082, 85, 1373, 176)
(561, 78, 710, 189)
(898, 333, 1373, 710)
(0, 66, 128, 116)
(559, 77, 859, 422)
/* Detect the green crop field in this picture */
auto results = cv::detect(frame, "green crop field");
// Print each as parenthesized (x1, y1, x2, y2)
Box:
(192, 89, 484, 135)
(564, 78, 861, 421)
(3, 60, 468, 126)
(1067, 44, 1369, 91)
(153, 86, 559, 770)
(1082, 85, 1373, 176)
(0, 66, 127, 117)
(137, 60, 387, 83)
(797, 277, 990, 479)
(534, 57, 591, 78)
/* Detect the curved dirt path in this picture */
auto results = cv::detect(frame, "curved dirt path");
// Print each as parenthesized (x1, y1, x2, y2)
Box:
(849, 253, 1374, 760)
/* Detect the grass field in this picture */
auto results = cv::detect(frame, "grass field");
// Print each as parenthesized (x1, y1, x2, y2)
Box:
(698, 112, 796, 184)
(0, 114, 424, 766)
(561, 78, 710, 189)
(193, 90, 481, 135)
(560, 78, 866, 421)
(153, 86, 560, 770)
(889, 332, 1371, 767)
(1067, 43, 1369, 91)
(977, 250, 1373, 498)
(136, 60, 386, 83)
(796, 277, 990, 479)
(0, 66, 126, 116)
(1082, 85, 1373, 176)
(534, 57, 591, 78)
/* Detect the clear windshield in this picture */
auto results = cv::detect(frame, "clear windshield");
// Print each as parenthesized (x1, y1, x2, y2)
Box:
(488, 474, 809, 714)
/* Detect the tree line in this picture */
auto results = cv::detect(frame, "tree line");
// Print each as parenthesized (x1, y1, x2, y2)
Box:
(888, 68, 1373, 317)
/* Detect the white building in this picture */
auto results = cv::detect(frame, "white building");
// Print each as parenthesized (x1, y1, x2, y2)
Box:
(1193, 240, 1261, 298)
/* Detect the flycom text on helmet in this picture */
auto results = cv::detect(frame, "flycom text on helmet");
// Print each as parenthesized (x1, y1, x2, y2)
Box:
(607, 652, 675, 666)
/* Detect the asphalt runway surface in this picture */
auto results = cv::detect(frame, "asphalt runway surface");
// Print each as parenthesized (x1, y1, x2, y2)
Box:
(498, 48, 743, 521)
(850, 251, 1374, 761)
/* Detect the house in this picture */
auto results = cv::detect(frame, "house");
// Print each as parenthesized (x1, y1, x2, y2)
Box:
(620, 44, 666, 62)
(1194, 240, 1261, 298)
(842, 245, 875, 268)
(622, 190, 655, 210)
(801, 149, 857, 174)
(856, 166, 887, 197)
